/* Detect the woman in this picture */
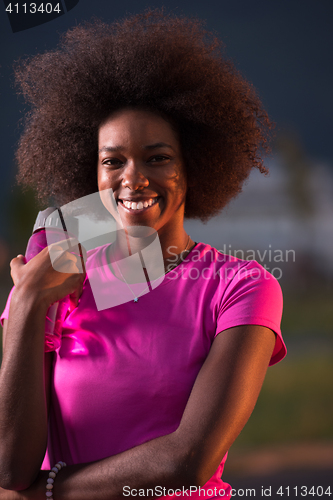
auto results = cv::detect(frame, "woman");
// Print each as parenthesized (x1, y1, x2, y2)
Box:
(0, 11, 286, 499)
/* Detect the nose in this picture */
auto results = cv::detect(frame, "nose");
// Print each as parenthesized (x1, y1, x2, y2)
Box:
(121, 161, 149, 191)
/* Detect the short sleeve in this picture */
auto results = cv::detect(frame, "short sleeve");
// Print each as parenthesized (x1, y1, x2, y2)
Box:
(0, 286, 15, 327)
(215, 260, 286, 366)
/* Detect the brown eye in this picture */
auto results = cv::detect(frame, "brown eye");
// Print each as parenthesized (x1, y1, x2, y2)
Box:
(103, 158, 123, 167)
(149, 156, 170, 163)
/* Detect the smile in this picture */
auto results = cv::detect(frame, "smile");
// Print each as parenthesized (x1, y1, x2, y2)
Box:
(118, 197, 160, 212)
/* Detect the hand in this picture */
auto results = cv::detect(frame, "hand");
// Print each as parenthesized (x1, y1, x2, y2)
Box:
(10, 238, 87, 310)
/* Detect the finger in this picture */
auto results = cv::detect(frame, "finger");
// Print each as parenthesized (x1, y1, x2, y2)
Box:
(48, 237, 79, 254)
(48, 246, 78, 262)
(55, 251, 84, 274)
(48, 237, 84, 257)
(48, 239, 85, 273)
(55, 259, 81, 274)
(61, 242, 86, 273)
(67, 250, 85, 274)
(49, 245, 79, 270)
(57, 252, 77, 263)
(48, 246, 67, 268)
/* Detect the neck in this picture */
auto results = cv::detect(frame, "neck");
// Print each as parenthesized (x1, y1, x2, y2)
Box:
(114, 220, 191, 254)
(112, 224, 194, 275)
(113, 225, 157, 259)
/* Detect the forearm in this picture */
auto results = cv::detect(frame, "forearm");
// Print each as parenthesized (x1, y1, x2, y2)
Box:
(56, 430, 193, 500)
(0, 289, 49, 490)
(10, 430, 193, 500)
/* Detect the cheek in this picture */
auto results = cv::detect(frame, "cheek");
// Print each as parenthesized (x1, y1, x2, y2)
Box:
(172, 166, 187, 197)
(97, 166, 104, 187)
(162, 167, 187, 201)
(98, 169, 113, 190)
(159, 162, 186, 186)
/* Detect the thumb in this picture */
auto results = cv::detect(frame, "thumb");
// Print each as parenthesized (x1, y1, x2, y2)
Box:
(10, 254, 27, 285)
(10, 254, 27, 269)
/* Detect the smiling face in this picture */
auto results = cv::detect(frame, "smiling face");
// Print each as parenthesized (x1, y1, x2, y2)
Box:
(97, 108, 187, 240)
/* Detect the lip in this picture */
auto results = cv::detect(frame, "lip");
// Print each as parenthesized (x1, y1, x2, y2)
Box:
(118, 196, 159, 202)
(117, 196, 161, 214)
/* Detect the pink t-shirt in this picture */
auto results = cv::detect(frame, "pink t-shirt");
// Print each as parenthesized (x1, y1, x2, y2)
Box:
(1, 242, 286, 498)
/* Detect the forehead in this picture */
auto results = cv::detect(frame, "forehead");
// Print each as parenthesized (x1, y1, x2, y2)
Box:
(98, 108, 180, 148)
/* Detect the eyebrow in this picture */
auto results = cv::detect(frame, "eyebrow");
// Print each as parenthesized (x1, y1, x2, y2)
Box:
(144, 142, 174, 151)
(98, 142, 175, 153)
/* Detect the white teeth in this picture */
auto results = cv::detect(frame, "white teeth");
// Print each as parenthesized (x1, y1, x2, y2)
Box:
(122, 198, 158, 210)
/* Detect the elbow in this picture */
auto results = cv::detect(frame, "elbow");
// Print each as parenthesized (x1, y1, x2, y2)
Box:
(169, 463, 204, 491)
(0, 471, 35, 492)
(182, 467, 214, 491)
(0, 455, 38, 491)
(175, 450, 223, 490)
(161, 449, 201, 491)
(0, 473, 36, 492)
(0, 437, 46, 491)
(0, 470, 12, 491)
(172, 468, 212, 492)
(167, 432, 226, 490)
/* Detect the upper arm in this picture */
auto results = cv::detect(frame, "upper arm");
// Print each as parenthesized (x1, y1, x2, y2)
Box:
(174, 324, 276, 485)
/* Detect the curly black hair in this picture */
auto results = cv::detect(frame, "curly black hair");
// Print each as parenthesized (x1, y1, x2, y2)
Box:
(14, 10, 272, 222)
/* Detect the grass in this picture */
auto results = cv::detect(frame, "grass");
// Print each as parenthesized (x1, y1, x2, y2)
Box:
(281, 290, 333, 337)
(233, 355, 333, 448)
